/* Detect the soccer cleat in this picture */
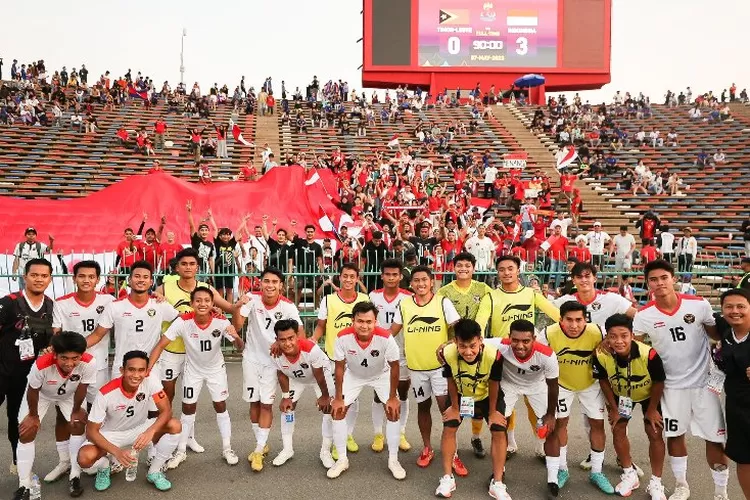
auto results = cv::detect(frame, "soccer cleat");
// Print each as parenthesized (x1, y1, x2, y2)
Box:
(262, 444, 270, 456)
(166, 450, 187, 470)
(249, 451, 264, 471)
(399, 433, 411, 452)
(557, 469, 570, 488)
(44, 461, 71, 483)
(320, 449, 335, 469)
(69, 476, 84, 498)
(110, 460, 124, 474)
(346, 434, 359, 453)
(506, 444, 518, 458)
(388, 458, 406, 480)
(452, 454, 469, 477)
(272, 448, 294, 466)
(580, 454, 592, 470)
(615, 469, 640, 497)
(616, 456, 644, 478)
(590, 472, 615, 494)
(713, 495, 729, 500)
(94, 466, 111, 491)
(472, 437, 487, 458)
(668, 485, 690, 500)
(417, 447, 434, 468)
(371, 433, 385, 453)
(12, 487, 29, 500)
(646, 479, 667, 500)
(435, 475, 457, 498)
(147, 471, 172, 491)
(187, 436, 205, 453)
(547, 482, 559, 498)
(488, 479, 512, 499)
(326, 457, 350, 479)
(223, 449, 239, 466)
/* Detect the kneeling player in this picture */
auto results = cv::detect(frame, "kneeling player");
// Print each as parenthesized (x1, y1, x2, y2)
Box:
(328, 301, 405, 480)
(593, 313, 667, 499)
(271, 319, 334, 467)
(149, 286, 244, 468)
(14, 332, 94, 500)
(78, 351, 181, 492)
(436, 319, 510, 500)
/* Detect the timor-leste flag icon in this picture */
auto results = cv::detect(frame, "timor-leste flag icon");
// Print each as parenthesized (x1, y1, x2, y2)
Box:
(439, 9, 469, 25)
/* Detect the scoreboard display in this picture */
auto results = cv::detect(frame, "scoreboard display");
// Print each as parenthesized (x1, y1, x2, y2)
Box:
(418, 0, 558, 68)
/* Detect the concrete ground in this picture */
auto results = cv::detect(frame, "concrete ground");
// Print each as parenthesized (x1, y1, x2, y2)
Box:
(0, 363, 742, 500)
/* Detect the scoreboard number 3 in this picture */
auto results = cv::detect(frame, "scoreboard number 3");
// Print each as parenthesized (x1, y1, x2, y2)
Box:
(516, 37, 528, 55)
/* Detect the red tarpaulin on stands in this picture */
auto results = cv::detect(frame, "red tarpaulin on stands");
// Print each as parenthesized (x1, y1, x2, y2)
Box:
(0, 167, 341, 253)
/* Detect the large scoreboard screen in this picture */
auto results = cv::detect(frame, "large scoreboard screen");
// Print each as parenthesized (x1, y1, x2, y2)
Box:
(418, 0, 558, 68)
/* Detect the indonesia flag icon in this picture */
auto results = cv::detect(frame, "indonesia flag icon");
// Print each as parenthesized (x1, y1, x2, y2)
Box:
(506, 9, 538, 27)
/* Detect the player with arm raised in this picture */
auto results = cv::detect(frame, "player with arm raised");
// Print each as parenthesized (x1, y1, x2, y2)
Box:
(231, 268, 303, 472)
(327, 301, 405, 480)
(632, 259, 728, 500)
(77, 351, 181, 492)
(149, 287, 243, 468)
(369, 258, 413, 453)
(270, 319, 334, 467)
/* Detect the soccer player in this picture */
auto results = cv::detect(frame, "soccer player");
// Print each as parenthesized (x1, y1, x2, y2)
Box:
(539, 300, 615, 495)
(232, 267, 303, 471)
(485, 319, 560, 498)
(369, 259, 413, 454)
(438, 252, 493, 459)
(592, 313, 667, 499)
(391, 266, 461, 471)
(435, 319, 510, 499)
(327, 301, 404, 480)
(270, 319, 334, 467)
(312, 263, 369, 456)
(149, 287, 244, 468)
(13, 332, 94, 500)
(633, 259, 729, 500)
(77, 351, 181, 492)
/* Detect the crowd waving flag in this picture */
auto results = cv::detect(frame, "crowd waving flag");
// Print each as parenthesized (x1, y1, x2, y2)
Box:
(556, 145, 578, 170)
(127, 84, 148, 100)
(229, 119, 255, 147)
(388, 134, 400, 149)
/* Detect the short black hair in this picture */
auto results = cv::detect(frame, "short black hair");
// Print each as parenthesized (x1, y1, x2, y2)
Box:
(261, 267, 284, 282)
(130, 260, 154, 277)
(304, 224, 316, 232)
(51, 331, 87, 355)
(509, 319, 535, 336)
(274, 318, 300, 335)
(453, 252, 476, 267)
(454, 318, 482, 342)
(605, 313, 633, 333)
(190, 286, 214, 302)
(73, 260, 101, 277)
(122, 350, 149, 367)
(24, 258, 52, 275)
(643, 259, 674, 278)
(571, 261, 597, 277)
(175, 247, 199, 263)
(381, 259, 403, 273)
(496, 255, 521, 268)
(559, 300, 588, 318)
(352, 301, 379, 318)
(721, 288, 750, 305)
(410, 265, 433, 280)
(340, 262, 360, 276)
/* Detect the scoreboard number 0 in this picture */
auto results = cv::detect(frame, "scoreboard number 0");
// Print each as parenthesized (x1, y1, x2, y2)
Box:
(448, 36, 461, 55)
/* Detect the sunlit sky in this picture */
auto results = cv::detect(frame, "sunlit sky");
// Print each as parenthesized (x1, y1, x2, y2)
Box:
(0, 0, 747, 102)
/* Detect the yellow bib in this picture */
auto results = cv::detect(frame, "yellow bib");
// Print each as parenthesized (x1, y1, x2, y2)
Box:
(545, 323, 603, 391)
(324, 292, 369, 358)
(400, 295, 450, 371)
(163, 279, 208, 353)
(594, 341, 654, 403)
(443, 342, 499, 401)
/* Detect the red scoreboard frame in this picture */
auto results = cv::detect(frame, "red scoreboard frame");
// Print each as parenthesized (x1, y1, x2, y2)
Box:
(362, 0, 611, 94)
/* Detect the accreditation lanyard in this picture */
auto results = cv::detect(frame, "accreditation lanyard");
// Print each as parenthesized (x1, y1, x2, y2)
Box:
(616, 358, 634, 419)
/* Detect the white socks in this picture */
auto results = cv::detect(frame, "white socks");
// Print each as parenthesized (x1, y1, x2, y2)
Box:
(559, 445, 568, 471)
(321, 414, 333, 451)
(669, 455, 688, 486)
(399, 399, 409, 434)
(546, 456, 560, 484)
(372, 402, 385, 434)
(252, 422, 260, 445)
(93, 456, 109, 470)
(507, 429, 517, 448)
(56, 440, 70, 463)
(17, 441, 35, 488)
(280, 412, 295, 451)
(385, 420, 400, 460)
(590, 449, 605, 474)
(149, 433, 179, 474)
(178, 413, 196, 453)
(254, 427, 270, 453)
(711, 465, 729, 497)
(216, 411, 232, 451)
(68, 435, 86, 478)
(332, 419, 348, 460)
(346, 400, 359, 436)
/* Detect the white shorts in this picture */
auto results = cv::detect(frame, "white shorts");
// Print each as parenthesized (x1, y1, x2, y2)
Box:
(289, 369, 334, 403)
(83, 420, 152, 449)
(398, 359, 410, 382)
(556, 384, 605, 420)
(502, 381, 549, 418)
(87, 369, 111, 405)
(182, 365, 229, 404)
(661, 387, 726, 442)
(343, 370, 390, 406)
(242, 357, 278, 404)
(409, 368, 448, 404)
(158, 351, 186, 382)
(19, 393, 74, 422)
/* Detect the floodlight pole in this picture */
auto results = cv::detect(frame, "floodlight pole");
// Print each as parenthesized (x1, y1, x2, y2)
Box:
(180, 28, 187, 85)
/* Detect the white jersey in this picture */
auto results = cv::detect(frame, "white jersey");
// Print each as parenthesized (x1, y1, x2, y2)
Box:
(239, 293, 302, 366)
(487, 338, 559, 388)
(555, 291, 632, 331)
(369, 288, 413, 354)
(272, 338, 329, 384)
(633, 294, 715, 389)
(90, 375, 165, 432)
(53, 292, 115, 372)
(164, 313, 234, 372)
(27, 352, 97, 402)
(334, 326, 399, 380)
(98, 297, 179, 369)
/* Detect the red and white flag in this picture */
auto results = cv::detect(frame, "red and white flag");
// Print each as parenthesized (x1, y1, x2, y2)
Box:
(388, 134, 400, 149)
(229, 119, 255, 147)
(304, 169, 321, 186)
(556, 145, 578, 170)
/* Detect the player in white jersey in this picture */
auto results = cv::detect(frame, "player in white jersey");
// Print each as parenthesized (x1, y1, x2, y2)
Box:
(77, 350, 181, 493)
(633, 259, 729, 500)
(270, 319, 334, 467)
(149, 287, 244, 469)
(368, 258, 413, 453)
(232, 267, 303, 472)
(14, 332, 94, 500)
(327, 302, 404, 480)
(486, 319, 561, 498)
(86, 262, 179, 377)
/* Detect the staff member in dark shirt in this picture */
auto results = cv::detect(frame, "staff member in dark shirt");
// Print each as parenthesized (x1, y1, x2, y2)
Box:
(0, 258, 54, 473)
(715, 288, 750, 498)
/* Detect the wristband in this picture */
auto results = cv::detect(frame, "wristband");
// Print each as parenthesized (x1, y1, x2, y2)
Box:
(282, 392, 291, 399)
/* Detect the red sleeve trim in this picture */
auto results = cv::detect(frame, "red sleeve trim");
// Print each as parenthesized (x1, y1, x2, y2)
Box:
(35, 352, 56, 370)
(81, 353, 94, 363)
(299, 338, 316, 352)
(532, 342, 554, 357)
(638, 301, 656, 312)
(56, 293, 75, 302)
(647, 348, 657, 361)
(180, 312, 196, 321)
(337, 326, 355, 338)
(100, 378, 122, 395)
(373, 326, 392, 338)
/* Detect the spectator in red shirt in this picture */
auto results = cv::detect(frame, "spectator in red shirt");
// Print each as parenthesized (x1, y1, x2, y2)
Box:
(147, 159, 163, 174)
(153, 116, 168, 150)
(640, 238, 658, 264)
(238, 160, 258, 181)
(546, 225, 569, 288)
(266, 93, 275, 115)
(556, 171, 577, 210)
(159, 230, 184, 268)
(116, 227, 143, 272)
(569, 235, 592, 263)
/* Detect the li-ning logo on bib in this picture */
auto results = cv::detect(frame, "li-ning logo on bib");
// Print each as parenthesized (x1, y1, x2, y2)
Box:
(500, 303, 533, 322)
(556, 347, 593, 366)
(333, 311, 354, 329)
(406, 316, 441, 334)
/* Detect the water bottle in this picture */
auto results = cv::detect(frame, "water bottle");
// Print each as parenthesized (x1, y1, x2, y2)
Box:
(536, 418, 549, 439)
(29, 474, 41, 500)
(125, 449, 138, 482)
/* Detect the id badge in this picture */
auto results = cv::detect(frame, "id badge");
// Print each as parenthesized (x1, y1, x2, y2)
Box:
(16, 338, 35, 361)
(459, 396, 475, 417)
(617, 396, 633, 419)
(707, 363, 726, 395)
